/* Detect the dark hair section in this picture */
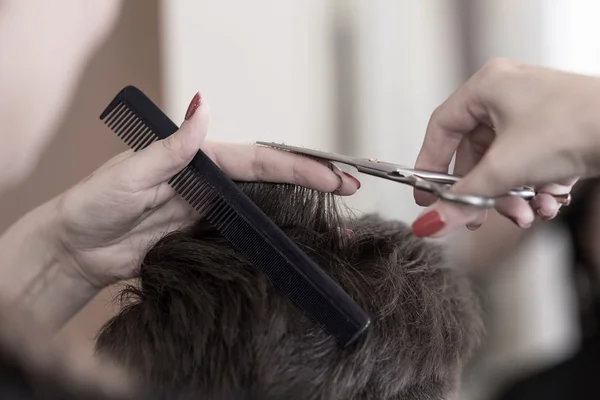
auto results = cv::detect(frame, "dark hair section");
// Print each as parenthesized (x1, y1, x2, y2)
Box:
(96, 183, 482, 399)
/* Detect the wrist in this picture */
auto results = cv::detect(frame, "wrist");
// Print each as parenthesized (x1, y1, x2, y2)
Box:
(0, 196, 100, 328)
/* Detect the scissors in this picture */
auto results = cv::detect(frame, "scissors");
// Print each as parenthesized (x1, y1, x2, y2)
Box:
(255, 142, 571, 209)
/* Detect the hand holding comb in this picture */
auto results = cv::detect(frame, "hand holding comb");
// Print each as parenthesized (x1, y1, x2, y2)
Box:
(99, 86, 370, 347)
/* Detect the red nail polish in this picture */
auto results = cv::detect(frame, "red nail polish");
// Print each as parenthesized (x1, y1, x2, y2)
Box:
(343, 172, 361, 189)
(185, 92, 202, 120)
(412, 210, 445, 237)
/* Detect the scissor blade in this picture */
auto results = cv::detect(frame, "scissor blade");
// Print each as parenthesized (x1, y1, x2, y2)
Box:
(255, 142, 360, 167)
(395, 168, 461, 185)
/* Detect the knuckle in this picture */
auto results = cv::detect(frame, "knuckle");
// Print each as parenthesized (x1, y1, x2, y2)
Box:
(290, 157, 302, 186)
(428, 105, 444, 126)
(251, 149, 267, 181)
(482, 156, 513, 188)
(478, 57, 520, 92)
(161, 135, 191, 165)
(483, 57, 518, 76)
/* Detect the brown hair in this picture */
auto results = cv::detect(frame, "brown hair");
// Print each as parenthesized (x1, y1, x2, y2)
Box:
(97, 183, 482, 399)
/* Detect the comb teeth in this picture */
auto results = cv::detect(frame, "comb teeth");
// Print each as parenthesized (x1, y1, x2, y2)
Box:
(100, 86, 371, 347)
(102, 102, 158, 151)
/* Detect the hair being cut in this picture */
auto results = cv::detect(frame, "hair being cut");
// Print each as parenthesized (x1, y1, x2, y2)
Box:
(97, 183, 482, 399)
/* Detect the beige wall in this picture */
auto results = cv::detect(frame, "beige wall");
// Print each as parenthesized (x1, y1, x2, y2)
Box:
(0, 0, 161, 353)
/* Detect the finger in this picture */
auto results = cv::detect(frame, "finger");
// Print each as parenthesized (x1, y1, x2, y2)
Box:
(117, 92, 209, 191)
(412, 200, 480, 238)
(94, 149, 134, 173)
(529, 193, 561, 220)
(494, 196, 535, 227)
(456, 126, 536, 227)
(414, 75, 489, 206)
(143, 192, 197, 227)
(465, 209, 488, 231)
(201, 142, 361, 195)
(529, 178, 578, 219)
(412, 135, 531, 237)
(452, 125, 496, 227)
(454, 137, 487, 230)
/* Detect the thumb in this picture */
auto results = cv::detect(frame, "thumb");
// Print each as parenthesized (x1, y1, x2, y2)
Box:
(117, 92, 209, 190)
(412, 142, 528, 237)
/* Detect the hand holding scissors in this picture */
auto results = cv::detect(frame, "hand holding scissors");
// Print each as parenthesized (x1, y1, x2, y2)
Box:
(256, 142, 571, 209)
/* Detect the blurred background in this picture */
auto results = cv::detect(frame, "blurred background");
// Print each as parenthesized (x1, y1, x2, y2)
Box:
(3, 1, 600, 398)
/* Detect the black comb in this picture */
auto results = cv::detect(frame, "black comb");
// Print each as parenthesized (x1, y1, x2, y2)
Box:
(99, 86, 370, 347)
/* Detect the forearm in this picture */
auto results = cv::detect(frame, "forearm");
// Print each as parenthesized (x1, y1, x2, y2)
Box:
(0, 197, 99, 329)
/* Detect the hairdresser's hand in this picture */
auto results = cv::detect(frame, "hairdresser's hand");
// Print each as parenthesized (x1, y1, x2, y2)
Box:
(55, 93, 361, 288)
(412, 59, 600, 238)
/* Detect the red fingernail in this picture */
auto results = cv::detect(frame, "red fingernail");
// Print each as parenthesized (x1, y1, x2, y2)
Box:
(185, 92, 202, 120)
(343, 172, 361, 189)
(412, 210, 445, 237)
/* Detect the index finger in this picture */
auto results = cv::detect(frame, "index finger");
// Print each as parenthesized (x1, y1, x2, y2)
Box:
(414, 73, 489, 205)
(201, 142, 361, 196)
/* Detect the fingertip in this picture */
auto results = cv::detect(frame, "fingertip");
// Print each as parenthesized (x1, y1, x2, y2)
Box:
(495, 196, 535, 228)
(530, 193, 561, 220)
(412, 208, 446, 238)
(331, 168, 360, 196)
(414, 189, 438, 206)
(342, 171, 361, 190)
(184, 92, 202, 121)
(176, 95, 210, 158)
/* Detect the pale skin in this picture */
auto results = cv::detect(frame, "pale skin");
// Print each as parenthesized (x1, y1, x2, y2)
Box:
(412, 58, 600, 238)
(0, 1, 359, 327)
(4, 3, 600, 332)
